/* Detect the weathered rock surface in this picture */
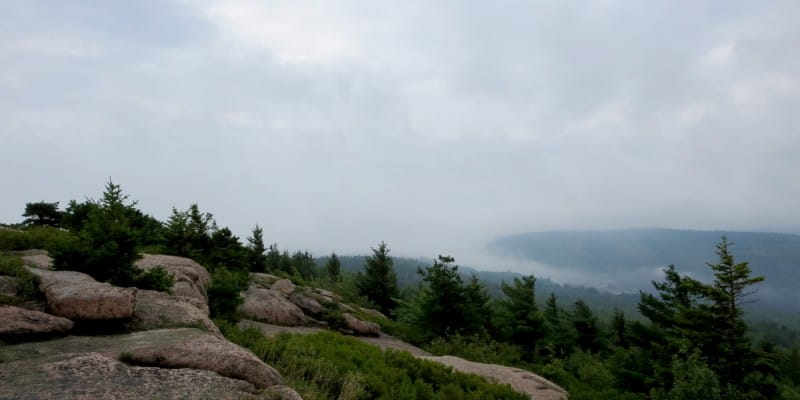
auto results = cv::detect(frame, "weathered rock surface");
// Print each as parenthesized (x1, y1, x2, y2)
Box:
(0, 305, 73, 342)
(270, 279, 296, 295)
(239, 287, 309, 326)
(0, 328, 292, 399)
(265, 385, 305, 400)
(421, 355, 568, 400)
(27, 268, 136, 320)
(0, 352, 272, 400)
(19, 250, 52, 269)
(125, 334, 284, 389)
(135, 254, 211, 303)
(251, 273, 281, 288)
(288, 291, 326, 317)
(0, 275, 18, 298)
(126, 289, 218, 334)
(311, 287, 342, 303)
(343, 313, 380, 337)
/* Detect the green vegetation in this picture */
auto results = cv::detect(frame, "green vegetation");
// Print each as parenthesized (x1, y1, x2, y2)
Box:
(220, 323, 528, 400)
(4, 182, 800, 399)
(0, 255, 41, 304)
(356, 242, 399, 316)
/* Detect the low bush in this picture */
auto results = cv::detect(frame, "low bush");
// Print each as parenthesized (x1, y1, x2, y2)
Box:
(208, 268, 250, 321)
(0, 255, 42, 302)
(220, 323, 528, 400)
(132, 266, 174, 293)
(0, 227, 74, 252)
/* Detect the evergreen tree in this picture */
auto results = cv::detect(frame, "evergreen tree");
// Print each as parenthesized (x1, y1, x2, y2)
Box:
(356, 241, 399, 316)
(495, 275, 546, 360)
(247, 225, 267, 272)
(571, 300, 603, 353)
(265, 243, 282, 273)
(325, 252, 341, 281)
(163, 204, 215, 258)
(51, 180, 141, 285)
(22, 201, 62, 227)
(292, 250, 317, 281)
(705, 237, 773, 397)
(611, 309, 629, 349)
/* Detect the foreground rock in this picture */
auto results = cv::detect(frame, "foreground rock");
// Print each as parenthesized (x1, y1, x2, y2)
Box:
(125, 289, 218, 335)
(0, 305, 73, 342)
(124, 333, 284, 389)
(421, 355, 568, 400)
(343, 313, 380, 337)
(0, 328, 294, 399)
(0, 352, 273, 400)
(239, 287, 309, 326)
(135, 254, 211, 302)
(27, 269, 136, 320)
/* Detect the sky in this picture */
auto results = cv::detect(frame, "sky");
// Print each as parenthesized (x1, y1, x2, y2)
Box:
(1, 1, 799, 275)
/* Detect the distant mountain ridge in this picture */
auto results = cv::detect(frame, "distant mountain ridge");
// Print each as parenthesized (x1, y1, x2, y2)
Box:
(489, 228, 800, 312)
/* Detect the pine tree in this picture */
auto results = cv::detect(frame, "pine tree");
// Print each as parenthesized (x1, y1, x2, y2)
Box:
(706, 237, 768, 392)
(325, 252, 341, 281)
(495, 275, 546, 359)
(571, 299, 603, 353)
(356, 242, 399, 316)
(22, 201, 62, 227)
(51, 180, 141, 285)
(247, 225, 267, 272)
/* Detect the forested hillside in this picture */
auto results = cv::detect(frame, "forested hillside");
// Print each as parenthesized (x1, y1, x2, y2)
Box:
(491, 229, 800, 311)
(4, 182, 800, 399)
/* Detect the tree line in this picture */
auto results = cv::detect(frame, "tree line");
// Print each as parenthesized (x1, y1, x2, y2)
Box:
(6, 181, 800, 399)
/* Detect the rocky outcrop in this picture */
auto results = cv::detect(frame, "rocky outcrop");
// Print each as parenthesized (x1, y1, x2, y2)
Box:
(288, 291, 326, 317)
(124, 334, 284, 389)
(0, 328, 292, 399)
(421, 355, 568, 400)
(0, 305, 73, 342)
(239, 287, 308, 326)
(0, 275, 18, 299)
(0, 352, 272, 400)
(27, 268, 136, 320)
(343, 313, 380, 337)
(19, 249, 52, 269)
(135, 254, 211, 302)
(126, 289, 218, 335)
(270, 279, 296, 295)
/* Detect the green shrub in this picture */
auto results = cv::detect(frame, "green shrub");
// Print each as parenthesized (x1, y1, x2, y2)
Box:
(0, 255, 42, 301)
(220, 324, 528, 400)
(132, 266, 174, 293)
(0, 227, 74, 251)
(208, 268, 250, 321)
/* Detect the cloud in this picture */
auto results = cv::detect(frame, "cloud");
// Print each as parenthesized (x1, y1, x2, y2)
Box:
(1, 0, 799, 277)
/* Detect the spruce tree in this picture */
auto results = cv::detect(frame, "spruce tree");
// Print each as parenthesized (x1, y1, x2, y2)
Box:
(325, 252, 341, 281)
(356, 241, 399, 316)
(247, 225, 267, 272)
(495, 275, 546, 359)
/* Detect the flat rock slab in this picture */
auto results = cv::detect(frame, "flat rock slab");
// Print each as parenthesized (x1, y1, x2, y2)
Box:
(124, 334, 284, 389)
(0, 328, 289, 397)
(420, 355, 568, 400)
(0, 352, 272, 400)
(27, 268, 136, 320)
(126, 289, 218, 335)
(0, 305, 73, 342)
(343, 313, 380, 337)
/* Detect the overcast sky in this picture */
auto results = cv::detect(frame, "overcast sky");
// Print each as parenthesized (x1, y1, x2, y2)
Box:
(1, 1, 799, 272)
